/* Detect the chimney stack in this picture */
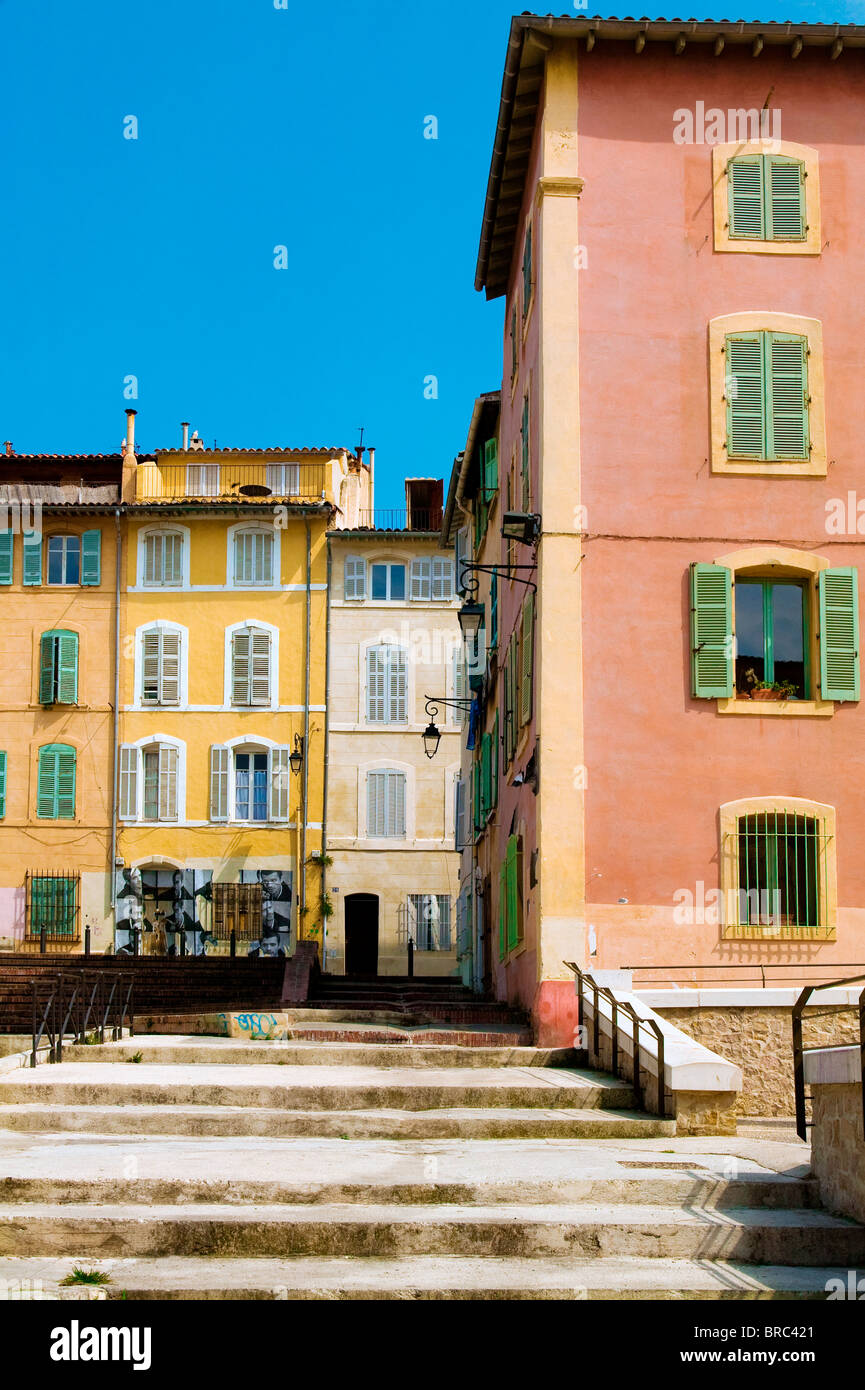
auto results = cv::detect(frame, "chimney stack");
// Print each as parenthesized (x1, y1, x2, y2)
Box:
(3, 442, 12, 457)
(124, 409, 137, 460)
(181, 421, 190, 451)
(366, 446, 375, 513)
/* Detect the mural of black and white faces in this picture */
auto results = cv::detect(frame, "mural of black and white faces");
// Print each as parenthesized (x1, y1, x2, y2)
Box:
(245, 869, 293, 958)
(114, 867, 215, 956)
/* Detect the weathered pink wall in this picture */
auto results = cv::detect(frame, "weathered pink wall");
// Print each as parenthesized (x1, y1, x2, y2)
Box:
(577, 44, 865, 973)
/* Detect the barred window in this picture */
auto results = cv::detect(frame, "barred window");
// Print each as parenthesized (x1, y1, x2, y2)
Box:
(26, 871, 80, 940)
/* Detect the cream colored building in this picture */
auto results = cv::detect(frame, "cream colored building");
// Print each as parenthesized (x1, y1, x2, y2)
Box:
(324, 488, 462, 977)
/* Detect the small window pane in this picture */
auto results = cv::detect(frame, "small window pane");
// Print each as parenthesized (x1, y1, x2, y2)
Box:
(735, 582, 764, 692)
(390, 565, 406, 600)
(371, 565, 387, 600)
(772, 584, 806, 697)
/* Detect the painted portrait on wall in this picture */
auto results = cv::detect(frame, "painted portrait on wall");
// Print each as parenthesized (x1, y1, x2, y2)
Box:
(114, 867, 214, 955)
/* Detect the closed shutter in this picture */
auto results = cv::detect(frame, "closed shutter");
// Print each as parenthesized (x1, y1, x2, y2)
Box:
(502, 649, 511, 764)
(0, 531, 12, 584)
(498, 863, 507, 959)
(522, 223, 532, 313)
(57, 632, 78, 705)
(455, 777, 466, 850)
(480, 734, 490, 822)
(164, 533, 183, 584)
(767, 156, 806, 241)
(158, 745, 178, 821)
(56, 746, 76, 819)
(520, 397, 530, 510)
(210, 745, 230, 820)
(505, 834, 521, 951)
(727, 156, 765, 239)
(0, 750, 6, 817)
(367, 647, 386, 721)
(472, 761, 481, 835)
(492, 711, 499, 808)
(160, 631, 181, 704)
(432, 556, 453, 600)
(232, 631, 251, 704)
(344, 555, 366, 600)
(490, 570, 498, 650)
(389, 647, 407, 722)
(22, 532, 42, 585)
(520, 595, 534, 724)
(250, 630, 272, 705)
(119, 745, 138, 819)
(387, 771, 406, 837)
(410, 557, 431, 601)
(819, 567, 860, 702)
(367, 771, 385, 837)
(690, 563, 733, 698)
(726, 333, 765, 459)
(270, 746, 291, 821)
(767, 333, 809, 462)
(81, 530, 101, 586)
(143, 534, 159, 585)
(483, 438, 498, 496)
(37, 748, 58, 818)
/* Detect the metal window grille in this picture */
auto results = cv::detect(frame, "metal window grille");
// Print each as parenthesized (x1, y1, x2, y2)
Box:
(400, 894, 452, 951)
(211, 883, 263, 941)
(725, 809, 833, 939)
(26, 870, 80, 941)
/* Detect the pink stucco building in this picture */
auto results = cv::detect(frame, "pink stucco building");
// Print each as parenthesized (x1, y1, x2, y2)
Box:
(444, 16, 865, 1046)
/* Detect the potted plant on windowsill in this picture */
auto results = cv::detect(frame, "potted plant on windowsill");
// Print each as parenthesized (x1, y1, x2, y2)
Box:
(742, 669, 798, 702)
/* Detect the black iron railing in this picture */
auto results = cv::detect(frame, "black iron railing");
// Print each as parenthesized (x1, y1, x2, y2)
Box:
(792, 972, 865, 1142)
(31, 970, 134, 1067)
(566, 962, 668, 1118)
(622, 962, 865, 990)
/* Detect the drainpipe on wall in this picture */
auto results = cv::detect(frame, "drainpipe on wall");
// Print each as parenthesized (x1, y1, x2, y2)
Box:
(109, 507, 122, 931)
(299, 521, 312, 940)
(321, 534, 332, 971)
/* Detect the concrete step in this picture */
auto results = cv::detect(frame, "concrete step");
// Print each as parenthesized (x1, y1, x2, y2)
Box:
(0, 1102, 673, 1139)
(0, 1062, 636, 1112)
(0, 1254, 851, 1300)
(1, 1201, 862, 1263)
(58, 1038, 563, 1068)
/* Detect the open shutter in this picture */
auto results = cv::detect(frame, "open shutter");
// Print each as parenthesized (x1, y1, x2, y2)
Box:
(410, 557, 431, 601)
(344, 555, 366, 600)
(819, 567, 860, 702)
(690, 563, 733, 698)
(119, 745, 138, 819)
(142, 631, 161, 702)
(81, 530, 101, 586)
(490, 570, 498, 651)
(158, 745, 178, 821)
(22, 532, 42, 585)
(498, 863, 507, 959)
(767, 156, 806, 241)
(726, 333, 765, 459)
(250, 630, 271, 705)
(455, 777, 466, 850)
(160, 631, 181, 704)
(270, 746, 291, 821)
(56, 632, 78, 705)
(367, 647, 386, 721)
(232, 631, 251, 704)
(210, 745, 230, 821)
(492, 711, 499, 808)
(472, 761, 481, 835)
(480, 734, 490, 822)
(727, 156, 765, 239)
(56, 746, 76, 819)
(767, 333, 809, 462)
(0, 531, 12, 585)
(520, 594, 534, 724)
(389, 647, 407, 722)
(0, 751, 6, 817)
(39, 633, 56, 704)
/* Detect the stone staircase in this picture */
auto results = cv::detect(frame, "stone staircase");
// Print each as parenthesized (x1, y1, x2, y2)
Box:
(0, 1035, 862, 1299)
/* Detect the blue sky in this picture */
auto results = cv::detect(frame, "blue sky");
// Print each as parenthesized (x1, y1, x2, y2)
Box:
(1, 1, 863, 508)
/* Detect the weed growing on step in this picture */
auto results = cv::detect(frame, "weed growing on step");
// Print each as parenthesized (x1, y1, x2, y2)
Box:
(60, 1268, 112, 1287)
(80, 1031, 101, 1046)
(126, 1052, 143, 1064)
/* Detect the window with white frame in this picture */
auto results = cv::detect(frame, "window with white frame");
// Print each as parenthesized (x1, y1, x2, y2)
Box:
(46, 536, 80, 586)
(410, 556, 454, 601)
(186, 463, 220, 496)
(209, 744, 291, 823)
(141, 627, 182, 705)
(231, 626, 273, 706)
(344, 555, 366, 600)
(366, 769, 406, 838)
(407, 894, 451, 950)
(366, 645, 407, 723)
(119, 742, 180, 822)
(265, 462, 301, 496)
(371, 562, 406, 601)
(233, 530, 275, 586)
(143, 531, 184, 587)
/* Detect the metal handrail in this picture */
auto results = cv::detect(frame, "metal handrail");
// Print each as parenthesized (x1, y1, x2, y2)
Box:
(622, 962, 865, 989)
(792, 972, 865, 1141)
(565, 962, 668, 1118)
(30, 970, 135, 1067)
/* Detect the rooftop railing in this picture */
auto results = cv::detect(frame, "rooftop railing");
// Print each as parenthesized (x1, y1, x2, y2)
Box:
(135, 460, 330, 503)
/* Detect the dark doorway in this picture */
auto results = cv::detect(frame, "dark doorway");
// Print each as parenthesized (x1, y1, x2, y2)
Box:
(345, 893, 379, 976)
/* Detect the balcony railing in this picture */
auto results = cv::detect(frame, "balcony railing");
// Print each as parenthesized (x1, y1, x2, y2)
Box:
(355, 509, 443, 532)
(135, 460, 330, 503)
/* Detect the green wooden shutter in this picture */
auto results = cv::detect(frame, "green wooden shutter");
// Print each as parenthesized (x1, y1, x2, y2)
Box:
(520, 593, 534, 723)
(81, 530, 101, 586)
(491, 711, 499, 809)
(498, 864, 508, 960)
(0, 751, 6, 818)
(56, 746, 76, 818)
(819, 567, 859, 702)
(690, 563, 733, 698)
(22, 532, 42, 585)
(472, 762, 481, 835)
(39, 633, 56, 704)
(726, 333, 766, 459)
(505, 835, 520, 951)
(727, 156, 765, 239)
(490, 571, 498, 652)
(56, 632, 78, 705)
(0, 532, 13, 585)
(481, 732, 492, 821)
(37, 747, 58, 818)
(767, 156, 806, 241)
(767, 333, 809, 462)
(483, 438, 498, 497)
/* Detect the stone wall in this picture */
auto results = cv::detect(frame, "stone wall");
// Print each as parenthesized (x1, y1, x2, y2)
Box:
(655, 1004, 856, 1116)
(810, 1082, 865, 1224)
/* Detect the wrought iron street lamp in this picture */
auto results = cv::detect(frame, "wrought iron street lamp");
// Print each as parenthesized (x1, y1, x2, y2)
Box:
(421, 696, 474, 759)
